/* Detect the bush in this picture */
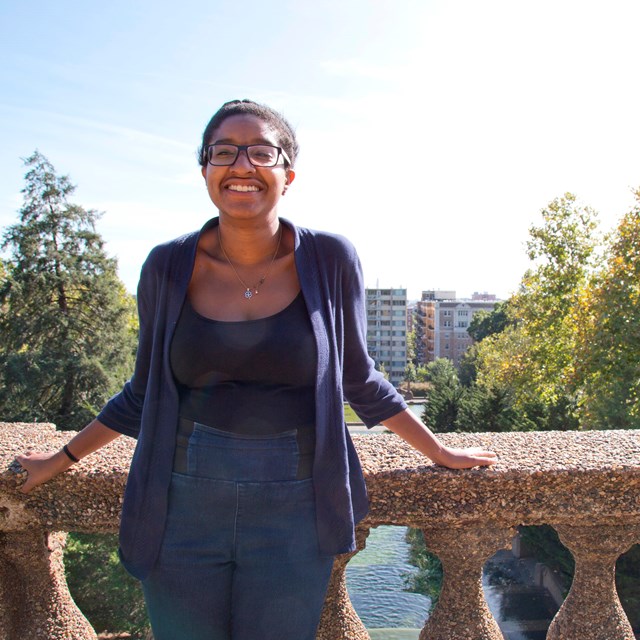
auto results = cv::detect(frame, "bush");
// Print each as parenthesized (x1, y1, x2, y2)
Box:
(65, 533, 150, 638)
(403, 528, 442, 606)
(520, 526, 640, 631)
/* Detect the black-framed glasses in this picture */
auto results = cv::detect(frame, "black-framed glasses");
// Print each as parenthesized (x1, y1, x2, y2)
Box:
(206, 144, 291, 168)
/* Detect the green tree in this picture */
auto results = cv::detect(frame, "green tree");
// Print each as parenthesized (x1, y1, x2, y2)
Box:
(65, 533, 149, 637)
(457, 382, 525, 432)
(467, 301, 512, 343)
(421, 358, 463, 432)
(0, 151, 138, 430)
(574, 190, 640, 428)
(472, 194, 598, 429)
(404, 361, 418, 394)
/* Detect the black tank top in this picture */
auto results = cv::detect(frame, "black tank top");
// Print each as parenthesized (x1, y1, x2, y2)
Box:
(170, 292, 317, 435)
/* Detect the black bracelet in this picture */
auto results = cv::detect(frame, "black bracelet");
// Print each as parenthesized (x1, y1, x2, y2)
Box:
(62, 444, 80, 463)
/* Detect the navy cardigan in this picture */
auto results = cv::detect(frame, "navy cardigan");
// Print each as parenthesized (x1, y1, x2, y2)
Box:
(98, 217, 407, 580)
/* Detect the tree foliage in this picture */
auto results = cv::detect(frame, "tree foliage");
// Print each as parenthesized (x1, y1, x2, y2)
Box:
(421, 192, 640, 433)
(0, 151, 138, 429)
(65, 533, 149, 637)
(468, 194, 599, 429)
(421, 358, 524, 433)
(467, 301, 512, 343)
(573, 190, 640, 428)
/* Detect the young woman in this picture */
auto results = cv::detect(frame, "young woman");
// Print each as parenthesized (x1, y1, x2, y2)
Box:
(18, 99, 496, 640)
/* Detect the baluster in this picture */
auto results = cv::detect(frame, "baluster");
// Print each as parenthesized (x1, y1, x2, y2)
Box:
(419, 525, 515, 640)
(316, 524, 371, 640)
(0, 529, 97, 640)
(547, 524, 639, 640)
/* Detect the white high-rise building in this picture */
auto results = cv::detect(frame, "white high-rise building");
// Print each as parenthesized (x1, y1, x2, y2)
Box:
(365, 288, 407, 386)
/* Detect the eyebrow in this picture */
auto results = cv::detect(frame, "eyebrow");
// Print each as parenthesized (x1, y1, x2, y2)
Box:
(211, 138, 276, 146)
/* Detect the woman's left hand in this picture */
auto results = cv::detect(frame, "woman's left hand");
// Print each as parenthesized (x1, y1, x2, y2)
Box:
(431, 445, 497, 469)
(381, 409, 497, 469)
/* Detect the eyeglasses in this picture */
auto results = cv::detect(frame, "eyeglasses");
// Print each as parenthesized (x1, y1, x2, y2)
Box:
(206, 144, 291, 168)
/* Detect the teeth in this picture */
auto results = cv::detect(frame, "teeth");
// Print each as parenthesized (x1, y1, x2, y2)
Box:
(228, 185, 259, 192)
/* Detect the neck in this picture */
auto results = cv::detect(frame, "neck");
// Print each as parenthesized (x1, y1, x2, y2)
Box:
(216, 216, 281, 265)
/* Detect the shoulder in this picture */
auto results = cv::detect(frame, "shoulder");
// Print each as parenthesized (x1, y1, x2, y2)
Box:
(141, 230, 199, 274)
(295, 224, 360, 266)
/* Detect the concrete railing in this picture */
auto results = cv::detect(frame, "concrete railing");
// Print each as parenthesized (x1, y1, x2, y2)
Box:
(2, 422, 640, 639)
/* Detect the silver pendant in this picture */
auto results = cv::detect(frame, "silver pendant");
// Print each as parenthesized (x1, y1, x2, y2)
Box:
(244, 289, 253, 299)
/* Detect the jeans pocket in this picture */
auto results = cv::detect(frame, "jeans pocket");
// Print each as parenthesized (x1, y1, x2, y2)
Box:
(186, 424, 300, 481)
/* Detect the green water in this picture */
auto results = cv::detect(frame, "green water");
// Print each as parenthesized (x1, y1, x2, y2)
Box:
(346, 526, 429, 635)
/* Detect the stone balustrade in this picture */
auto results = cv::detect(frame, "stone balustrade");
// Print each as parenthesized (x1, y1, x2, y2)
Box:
(2, 422, 640, 640)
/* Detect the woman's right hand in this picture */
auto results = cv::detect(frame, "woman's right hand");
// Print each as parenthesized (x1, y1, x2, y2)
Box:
(16, 450, 74, 494)
(15, 420, 122, 494)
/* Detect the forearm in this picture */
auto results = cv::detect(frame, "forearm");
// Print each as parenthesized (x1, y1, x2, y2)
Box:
(64, 418, 122, 461)
(18, 419, 123, 493)
(381, 409, 497, 469)
(381, 409, 446, 464)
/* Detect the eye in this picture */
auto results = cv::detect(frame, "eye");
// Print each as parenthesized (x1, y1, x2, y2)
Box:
(212, 146, 234, 157)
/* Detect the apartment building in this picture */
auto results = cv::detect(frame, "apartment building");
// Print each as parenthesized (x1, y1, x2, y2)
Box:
(365, 287, 407, 386)
(415, 290, 498, 367)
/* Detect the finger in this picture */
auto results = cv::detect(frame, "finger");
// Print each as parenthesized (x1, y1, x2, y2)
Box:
(473, 456, 498, 466)
(19, 477, 34, 494)
(469, 449, 498, 458)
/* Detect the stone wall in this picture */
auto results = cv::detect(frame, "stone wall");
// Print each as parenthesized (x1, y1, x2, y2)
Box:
(2, 422, 640, 639)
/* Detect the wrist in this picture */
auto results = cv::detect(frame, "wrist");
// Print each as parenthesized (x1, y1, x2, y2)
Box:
(429, 443, 451, 467)
(62, 444, 80, 463)
(55, 448, 77, 471)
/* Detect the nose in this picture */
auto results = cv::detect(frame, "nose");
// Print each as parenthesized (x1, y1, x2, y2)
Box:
(230, 148, 254, 170)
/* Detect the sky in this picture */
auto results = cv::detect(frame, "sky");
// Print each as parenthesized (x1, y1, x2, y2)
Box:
(1, 0, 639, 301)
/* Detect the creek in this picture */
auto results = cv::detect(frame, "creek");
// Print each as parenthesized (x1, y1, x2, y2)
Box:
(346, 403, 560, 640)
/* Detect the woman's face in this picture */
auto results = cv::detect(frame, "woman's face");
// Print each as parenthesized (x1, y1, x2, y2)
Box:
(201, 114, 295, 224)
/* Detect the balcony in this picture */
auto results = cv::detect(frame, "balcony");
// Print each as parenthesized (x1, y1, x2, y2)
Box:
(2, 422, 640, 639)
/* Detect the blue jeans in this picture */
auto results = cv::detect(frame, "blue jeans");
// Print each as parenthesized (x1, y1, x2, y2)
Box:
(141, 423, 334, 640)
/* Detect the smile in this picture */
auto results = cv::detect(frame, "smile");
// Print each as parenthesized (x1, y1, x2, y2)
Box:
(227, 185, 260, 192)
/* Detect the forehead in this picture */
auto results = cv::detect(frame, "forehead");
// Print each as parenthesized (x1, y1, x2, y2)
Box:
(209, 114, 279, 145)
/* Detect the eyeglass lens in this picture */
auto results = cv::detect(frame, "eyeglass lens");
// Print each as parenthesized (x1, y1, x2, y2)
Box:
(207, 144, 280, 167)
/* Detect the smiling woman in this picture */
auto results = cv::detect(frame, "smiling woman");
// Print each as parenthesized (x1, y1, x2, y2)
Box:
(16, 98, 496, 640)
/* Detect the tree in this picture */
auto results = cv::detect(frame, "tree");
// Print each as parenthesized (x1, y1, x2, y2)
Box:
(472, 194, 598, 429)
(467, 301, 512, 343)
(573, 189, 640, 428)
(0, 151, 137, 430)
(404, 361, 418, 394)
(421, 358, 464, 432)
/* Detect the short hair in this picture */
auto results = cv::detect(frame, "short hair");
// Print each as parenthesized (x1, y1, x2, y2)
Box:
(197, 99, 299, 168)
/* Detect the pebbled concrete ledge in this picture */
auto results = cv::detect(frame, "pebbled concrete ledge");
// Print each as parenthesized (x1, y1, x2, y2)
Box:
(2, 423, 640, 639)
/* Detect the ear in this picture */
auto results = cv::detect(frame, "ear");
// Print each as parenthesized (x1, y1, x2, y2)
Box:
(201, 166, 207, 180)
(282, 169, 296, 195)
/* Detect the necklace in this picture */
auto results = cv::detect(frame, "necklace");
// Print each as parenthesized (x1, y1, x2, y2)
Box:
(218, 224, 283, 299)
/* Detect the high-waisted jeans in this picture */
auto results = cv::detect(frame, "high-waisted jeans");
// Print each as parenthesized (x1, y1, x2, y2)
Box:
(141, 423, 334, 640)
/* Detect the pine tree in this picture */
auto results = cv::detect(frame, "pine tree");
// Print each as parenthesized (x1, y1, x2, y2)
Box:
(0, 151, 137, 430)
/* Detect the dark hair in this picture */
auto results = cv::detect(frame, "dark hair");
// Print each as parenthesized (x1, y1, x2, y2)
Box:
(197, 99, 299, 168)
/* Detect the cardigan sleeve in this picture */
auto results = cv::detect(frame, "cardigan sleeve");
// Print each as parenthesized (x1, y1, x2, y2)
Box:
(96, 245, 163, 438)
(339, 239, 407, 427)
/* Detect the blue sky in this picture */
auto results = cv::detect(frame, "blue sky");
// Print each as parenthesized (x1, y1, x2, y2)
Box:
(2, 0, 639, 300)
